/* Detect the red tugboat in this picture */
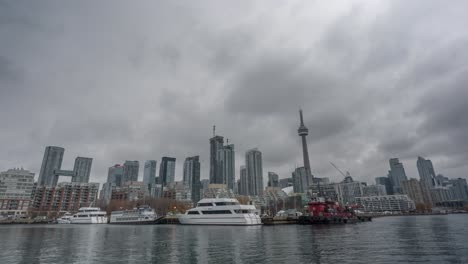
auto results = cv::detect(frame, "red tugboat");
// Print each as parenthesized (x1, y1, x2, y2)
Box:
(298, 197, 371, 224)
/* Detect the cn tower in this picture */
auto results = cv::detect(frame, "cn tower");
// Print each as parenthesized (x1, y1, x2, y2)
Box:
(298, 109, 312, 178)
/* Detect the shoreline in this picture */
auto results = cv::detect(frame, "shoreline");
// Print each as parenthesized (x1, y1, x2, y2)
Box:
(1, 212, 467, 225)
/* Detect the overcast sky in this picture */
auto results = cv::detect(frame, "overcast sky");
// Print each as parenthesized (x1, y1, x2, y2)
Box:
(1, 0, 468, 186)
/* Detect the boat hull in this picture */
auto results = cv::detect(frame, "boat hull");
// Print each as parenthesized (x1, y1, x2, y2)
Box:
(70, 216, 108, 224)
(108, 220, 159, 225)
(178, 214, 262, 225)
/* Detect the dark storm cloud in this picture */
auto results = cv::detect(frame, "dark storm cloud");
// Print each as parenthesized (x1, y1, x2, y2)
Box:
(1, 0, 468, 185)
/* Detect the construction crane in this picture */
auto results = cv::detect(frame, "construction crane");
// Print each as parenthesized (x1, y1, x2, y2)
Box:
(329, 162, 351, 179)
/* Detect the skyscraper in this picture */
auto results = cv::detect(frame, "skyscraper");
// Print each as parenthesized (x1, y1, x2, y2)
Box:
(279, 177, 293, 189)
(143, 160, 157, 186)
(123, 161, 139, 183)
(239, 165, 248, 195)
(184, 156, 201, 203)
(160, 157, 176, 186)
(38, 146, 65, 186)
(246, 148, 263, 196)
(298, 110, 313, 179)
(401, 178, 425, 204)
(417, 156, 440, 205)
(417, 156, 441, 188)
(107, 164, 124, 187)
(376, 176, 393, 195)
(209, 133, 224, 184)
(218, 144, 235, 190)
(267, 172, 279, 188)
(72, 157, 92, 183)
(292, 167, 311, 193)
(388, 158, 408, 194)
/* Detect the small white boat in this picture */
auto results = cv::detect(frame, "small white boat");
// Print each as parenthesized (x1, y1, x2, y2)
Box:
(110, 205, 158, 224)
(178, 198, 262, 225)
(70, 207, 108, 224)
(57, 212, 72, 224)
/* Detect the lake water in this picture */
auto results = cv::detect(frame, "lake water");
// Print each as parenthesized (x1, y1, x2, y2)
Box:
(1, 214, 467, 264)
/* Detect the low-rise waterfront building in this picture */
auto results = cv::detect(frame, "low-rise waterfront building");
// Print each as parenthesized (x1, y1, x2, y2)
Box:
(32, 182, 99, 215)
(0, 168, 35, 216)
(355, 195, 415, 213)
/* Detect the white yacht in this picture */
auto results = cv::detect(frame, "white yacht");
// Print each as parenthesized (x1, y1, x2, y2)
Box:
(57, 212, 72, 224)
(70, 207, 108, 224)
(110, 205, 158, 224)
(178, 198, 262, 225)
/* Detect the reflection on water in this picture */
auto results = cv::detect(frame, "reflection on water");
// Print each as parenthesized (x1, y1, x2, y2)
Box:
(1, 215, 467, 264)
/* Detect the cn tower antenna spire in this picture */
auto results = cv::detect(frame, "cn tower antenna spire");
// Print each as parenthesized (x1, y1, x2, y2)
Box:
(299, 108, 305, 126)
(298, 109, 313, 180)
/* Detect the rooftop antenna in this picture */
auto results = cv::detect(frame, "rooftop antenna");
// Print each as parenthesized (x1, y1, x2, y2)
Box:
(213, 125, 216, 137)
(227, 138, 229, 144)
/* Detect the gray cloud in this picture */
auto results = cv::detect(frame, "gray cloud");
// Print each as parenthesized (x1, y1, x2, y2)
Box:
(1, 0, 468, 187)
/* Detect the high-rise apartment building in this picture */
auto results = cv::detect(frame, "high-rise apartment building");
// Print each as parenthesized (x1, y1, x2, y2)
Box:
(143, 160, 157, 186)
(417, 156, 440, 188)
(239, 165, 248, 195)
(72, 157, 92, 183)
(184, 156, 201, 203)
(38, 146, 64, 186)
(123, 161, 139, 183)
(279, 177, 293, 189)
(388, 158, 408, 194)
(449, 178, 468, 201)
(218, 144, 235, 190)
(159, 157, 176, 186)
(107, 164, 124, 187)
(292, 167, 310, 193)
(245, 148, 263, 196)
(417, 156, 439, 205)
(209, 134, 224, 184)
(376, 176, 393, 195)
(268, 172, 279, 188)
(401, 178, 425, 204)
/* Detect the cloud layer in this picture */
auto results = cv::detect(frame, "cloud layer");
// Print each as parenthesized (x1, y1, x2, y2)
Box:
(1, 0, 468, 185)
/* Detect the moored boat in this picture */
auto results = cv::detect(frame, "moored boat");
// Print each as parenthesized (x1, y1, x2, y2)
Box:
(178, 198, 262, 225)
(70, 207, 108, 224)
(298, 197, 371, 224)
(109, 205, 159, 224)
(57, 212, 72, 224)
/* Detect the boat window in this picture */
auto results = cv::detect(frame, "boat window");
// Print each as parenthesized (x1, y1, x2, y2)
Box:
(198, 203, 213, 207)
(214, 202, 238, 206)
(201, 210, 232, 214)
(187, 211, 200, 215)
(78, 215, 89, 217)
(235, 209, 251, 213)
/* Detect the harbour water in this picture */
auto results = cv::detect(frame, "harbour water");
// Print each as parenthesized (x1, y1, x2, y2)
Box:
(1, 214, 467, 264)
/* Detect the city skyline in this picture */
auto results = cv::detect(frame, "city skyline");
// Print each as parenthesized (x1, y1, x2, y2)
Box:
(1, 1, 468, 186)
(3, 134, 468, 187)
